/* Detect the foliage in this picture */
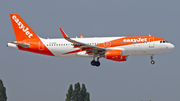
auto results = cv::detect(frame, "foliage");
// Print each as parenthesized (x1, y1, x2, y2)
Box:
(0, 79, 7, 101)
(66, 82, 90, 101)
(66, 84, 73, 101)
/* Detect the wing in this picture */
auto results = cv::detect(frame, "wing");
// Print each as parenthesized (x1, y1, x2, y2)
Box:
(59, 28, 106, 55)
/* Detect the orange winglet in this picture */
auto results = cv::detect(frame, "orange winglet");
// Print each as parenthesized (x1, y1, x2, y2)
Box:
(79, 34, 83, 38)
(60, 28, 68, 38)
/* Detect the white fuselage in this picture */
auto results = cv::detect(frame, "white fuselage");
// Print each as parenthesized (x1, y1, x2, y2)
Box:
(40, 37, 175, 57)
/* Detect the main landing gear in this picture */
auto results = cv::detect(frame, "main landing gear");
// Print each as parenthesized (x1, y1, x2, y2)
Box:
(150, 55, 155, 65)
(91, 60, 100, 67)
(91, 56, 101, 67)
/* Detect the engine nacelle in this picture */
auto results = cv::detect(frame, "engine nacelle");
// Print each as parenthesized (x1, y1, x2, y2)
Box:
(105, 50, 127, 62)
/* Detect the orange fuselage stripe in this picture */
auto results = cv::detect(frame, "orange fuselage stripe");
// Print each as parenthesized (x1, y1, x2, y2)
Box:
(62, 36, 165, 55)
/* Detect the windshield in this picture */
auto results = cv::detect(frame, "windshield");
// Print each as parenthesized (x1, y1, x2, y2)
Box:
(160, 40, 168, 43)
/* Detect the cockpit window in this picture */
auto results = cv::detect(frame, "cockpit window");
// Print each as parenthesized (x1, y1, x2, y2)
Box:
(160, 40, 168, 43)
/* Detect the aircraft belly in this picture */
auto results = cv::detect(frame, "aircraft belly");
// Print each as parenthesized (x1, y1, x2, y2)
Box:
(123, 44, 164, 55)
(123, 45, 143, 55)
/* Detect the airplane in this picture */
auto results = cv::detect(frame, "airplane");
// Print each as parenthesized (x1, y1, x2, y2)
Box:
(7, 14, 175, 67)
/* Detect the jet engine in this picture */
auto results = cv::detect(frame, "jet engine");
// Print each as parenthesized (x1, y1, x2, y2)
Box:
(105, 50, 127, 61)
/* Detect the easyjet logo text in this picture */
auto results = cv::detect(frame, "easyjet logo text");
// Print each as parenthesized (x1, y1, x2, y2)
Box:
(12, 15, 33, 38)
(123, 38, 147, 42)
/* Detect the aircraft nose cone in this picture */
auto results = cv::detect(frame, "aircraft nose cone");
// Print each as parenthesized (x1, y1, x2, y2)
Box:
(168, 43, 175, 51)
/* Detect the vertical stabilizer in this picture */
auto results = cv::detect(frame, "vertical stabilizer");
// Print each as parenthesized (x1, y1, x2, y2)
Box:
(10, 14, 39, 41)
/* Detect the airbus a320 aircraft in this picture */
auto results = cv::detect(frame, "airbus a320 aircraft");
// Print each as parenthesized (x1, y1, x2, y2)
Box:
(7, 14, 175, 67)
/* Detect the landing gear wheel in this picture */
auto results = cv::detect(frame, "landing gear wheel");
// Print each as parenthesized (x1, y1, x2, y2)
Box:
(95, 61, 100, 67)
(150, 55, 155, 65)
(151, 60, 155, 65)
(91, 54, 101, 67)
(91, 60, 96, 66)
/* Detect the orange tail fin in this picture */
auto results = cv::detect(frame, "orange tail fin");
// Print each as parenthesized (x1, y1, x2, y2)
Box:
(10, 14, 39, 41)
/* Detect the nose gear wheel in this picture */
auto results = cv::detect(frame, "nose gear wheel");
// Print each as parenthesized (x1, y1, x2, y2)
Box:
(150, 55, 155, 65)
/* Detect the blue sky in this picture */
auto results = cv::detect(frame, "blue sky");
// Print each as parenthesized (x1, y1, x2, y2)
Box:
(1, 0, 180, 101)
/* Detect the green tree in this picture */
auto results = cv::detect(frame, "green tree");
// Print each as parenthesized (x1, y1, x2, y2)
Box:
(72, 82, 81, 101)
(66, 84, 73, 101)
(81, 84, 90, 101)
(0, 79, 7, 101)
(81, 84, 86, 98)
(84, 92, 90, 101)
(66, 82, 90, 101)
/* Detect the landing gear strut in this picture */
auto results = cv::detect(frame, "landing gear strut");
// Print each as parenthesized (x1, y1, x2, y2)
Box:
(91, 55, 101, 67)
(150, 55, 155, 65)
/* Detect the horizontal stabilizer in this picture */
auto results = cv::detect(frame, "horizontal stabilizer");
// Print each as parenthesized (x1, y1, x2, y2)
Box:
(7, 42, 30, 48)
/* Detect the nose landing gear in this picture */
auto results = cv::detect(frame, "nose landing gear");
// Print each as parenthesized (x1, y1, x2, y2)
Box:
(150, 55, 155, 65)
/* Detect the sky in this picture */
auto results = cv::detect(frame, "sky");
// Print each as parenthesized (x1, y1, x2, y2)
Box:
(1, 0, 180, 101)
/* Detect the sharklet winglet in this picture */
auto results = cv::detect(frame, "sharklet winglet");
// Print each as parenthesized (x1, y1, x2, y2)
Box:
(60, 28, 68, 38)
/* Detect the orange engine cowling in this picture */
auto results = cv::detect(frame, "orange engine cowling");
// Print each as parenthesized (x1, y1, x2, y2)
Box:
(105, 50, 127, 62)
